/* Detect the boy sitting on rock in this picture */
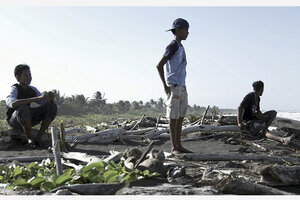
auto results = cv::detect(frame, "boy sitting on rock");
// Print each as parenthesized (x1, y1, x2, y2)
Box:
(6, 64, 57, 148)
(237, 80, 294, 144)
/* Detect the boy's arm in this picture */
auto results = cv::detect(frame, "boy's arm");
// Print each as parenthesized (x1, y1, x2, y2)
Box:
(11, 95, 46, 109)
(156, 56, 170, 95)
(237, 106, 245, 129)
(32, 86, 55, 105)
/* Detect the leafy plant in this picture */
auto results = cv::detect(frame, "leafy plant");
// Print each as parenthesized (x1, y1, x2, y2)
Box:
(0, 159, 160, 192)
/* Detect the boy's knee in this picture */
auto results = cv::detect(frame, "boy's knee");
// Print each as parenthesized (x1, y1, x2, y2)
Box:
(270, 110, 277, 118)
(17, 105, 31, 120)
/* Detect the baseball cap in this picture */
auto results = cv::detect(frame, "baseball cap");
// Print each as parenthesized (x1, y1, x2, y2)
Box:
(166, 18, 189, 32)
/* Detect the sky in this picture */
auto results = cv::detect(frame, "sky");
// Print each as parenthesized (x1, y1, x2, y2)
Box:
(0, 5, 299, 112)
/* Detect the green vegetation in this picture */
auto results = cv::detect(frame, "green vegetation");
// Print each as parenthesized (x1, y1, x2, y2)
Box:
(0, 90, 236, 130)
(0, 158, 159, 192)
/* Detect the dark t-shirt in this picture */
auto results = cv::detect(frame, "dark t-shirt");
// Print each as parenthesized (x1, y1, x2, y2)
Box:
(240, 92, 260, 121)
(163, 40, 179, 60)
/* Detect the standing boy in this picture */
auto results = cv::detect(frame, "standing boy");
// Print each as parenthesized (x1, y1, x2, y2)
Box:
(237, 80, 294, 144)
(6, 64, 57, 148)
(156, 18, 193, 154)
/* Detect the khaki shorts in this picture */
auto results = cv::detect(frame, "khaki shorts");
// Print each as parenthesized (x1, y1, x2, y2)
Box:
(166, 85, 188, 119)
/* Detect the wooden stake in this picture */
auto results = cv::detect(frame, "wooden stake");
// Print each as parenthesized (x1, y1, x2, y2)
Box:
(130, 114, 145, 131)
(51, 127, 63, 176)
(156, 115, 161, 128)
(199, 105, 210, 125)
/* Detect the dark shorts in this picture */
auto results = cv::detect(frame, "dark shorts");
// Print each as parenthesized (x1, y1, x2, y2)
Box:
(7, 102, 57, 131)
(243, 110, 277, 137)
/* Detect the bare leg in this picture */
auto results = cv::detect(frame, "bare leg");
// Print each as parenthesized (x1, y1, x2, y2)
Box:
(23, 119, 33, 143)
(36, 117, 53, 141)
(265, 131, 284, 143)
(176, 117, 193, 153)
(169, 118, 178, 152)
(265, 130, 295, 144)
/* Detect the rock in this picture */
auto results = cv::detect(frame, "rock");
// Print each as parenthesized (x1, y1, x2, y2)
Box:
(260, 164, 300, 186)
(216, 176, 294, 195)
(167, 166, 186, 181)
(117, 184, 220, 195)
(150, 149, 165, 161)
(124, 148, 142, 164)
(34, 190, 45, 195)
(55, 189, 74, 195)
(1, 136, 12, 143)
(52, 183, 125, 195)
(138, 158, 167, 177)
(124, 156, 135, 170)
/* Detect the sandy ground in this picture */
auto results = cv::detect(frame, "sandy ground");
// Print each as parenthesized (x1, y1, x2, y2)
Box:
(0, 117, 300, 195)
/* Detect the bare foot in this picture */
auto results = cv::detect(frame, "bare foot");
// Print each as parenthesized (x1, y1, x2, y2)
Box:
(172, 149, 183, 155)
(282, 134, 296, 145)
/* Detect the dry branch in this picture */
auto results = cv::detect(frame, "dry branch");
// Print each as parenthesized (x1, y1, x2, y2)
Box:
(134, 141, 155, 168)
(199, 105, 210, 125)
(130, 115, 145, 131)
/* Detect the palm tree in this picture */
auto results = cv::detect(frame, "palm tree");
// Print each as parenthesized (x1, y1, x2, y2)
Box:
(90, 91, 107, 111)
(51, 89, 64, 106)
(156, 97, 164, 110)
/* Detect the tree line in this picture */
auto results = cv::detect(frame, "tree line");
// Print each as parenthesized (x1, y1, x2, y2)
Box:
(0, 90, 233, 119)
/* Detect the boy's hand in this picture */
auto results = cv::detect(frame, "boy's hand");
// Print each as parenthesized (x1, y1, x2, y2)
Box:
(238, 122, 246, 130)
(41, 92, 50, 101)
(47, 91, 55, 101)
(164, 85, 171, 96)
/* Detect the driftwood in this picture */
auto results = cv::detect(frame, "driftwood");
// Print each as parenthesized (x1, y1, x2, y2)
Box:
(65, 128, 83, 134)
(251, 142, 269, 152)
(182, 125, 240, 135)
(134, 141, 155, 168)
(216, 176, 294, 195)
(85, 126, 97, 133)
(103, 151, 123, 162)
(181, 153, 300, 164)
(51, 127, 63, 176)
(216, 115, 238, 126)
(51, 183, 125, 195)
(66, 128, 127, 144)
(260, 165, 300, 186)
(126, 128, 156, 135)
(181, 133, 227, 142)
(139, 125, 240, 140)
(141, 129, 169, 140)
(130, 115, 145, 131)
(0, 156, 54, 163)
(61, 158, 84, 171)
(199, 105, 210, 125)
(61, 152, 103, 164)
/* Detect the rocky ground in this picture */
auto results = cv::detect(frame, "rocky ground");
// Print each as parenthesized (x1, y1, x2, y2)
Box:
(0, 116, 300, 195)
